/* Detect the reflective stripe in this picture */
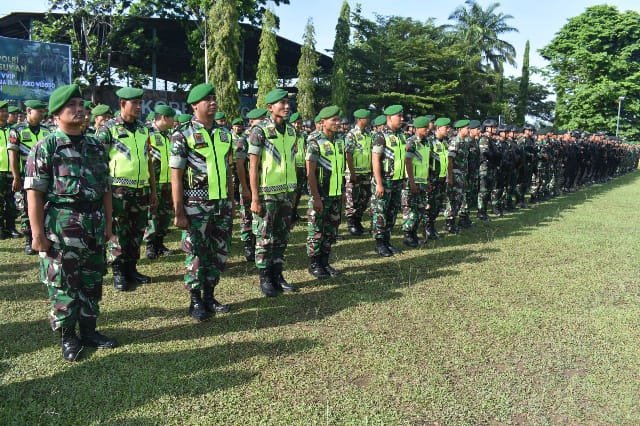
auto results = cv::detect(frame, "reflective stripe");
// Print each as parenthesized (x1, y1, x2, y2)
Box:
(112, 177, 147, 186)
(259, 182, 297, 195)
(184, 189, 209, 198)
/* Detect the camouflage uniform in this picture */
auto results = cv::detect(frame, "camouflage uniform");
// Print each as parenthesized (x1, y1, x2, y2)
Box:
(477, 134, 497, 217)
(344, 124, 373, 233)
(444, 134, 468, 221)
(235, 128, 254, 245)
(401, 134, 430, 237)
(466, 136, 480, 215)
(24, 130, 109, 330)
(292, 129, 307, 221)
(170, 118, 233, 291)
(426, 136, 447, 232)
(0, 123, 18, 237)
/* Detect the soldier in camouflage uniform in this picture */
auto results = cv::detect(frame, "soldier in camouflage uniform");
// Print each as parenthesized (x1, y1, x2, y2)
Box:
(8, 100, 50, 254)
(230, 117, 244, 205)
(144, 105, 177, 259)
(344, 109, 373, 236)
(96, 87, 156, 291)
(171, 83, 233, 321)
(0, 101, 20, 239)
(91, 104, 113, 131)
(477, 119, 499, 220)
(7, 106, 19, 126)
(289, 112, 306, 224)
(425, 117, 449, 238)
(371, 105, 406, 257)
(401, 116, 430, 247)
(248, 89, 299, 297)
(306, 106, 345, 278)
(444, 119, 471, 233)
(24, 84, 117, 362)
(531, 129, 551, 203)
(465, 120, 481, 220)
(236, 108, 267, 262)
(516, 124, 536, 208)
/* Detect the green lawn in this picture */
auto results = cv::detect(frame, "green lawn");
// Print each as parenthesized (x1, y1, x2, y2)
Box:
(2, 173, 640, 424)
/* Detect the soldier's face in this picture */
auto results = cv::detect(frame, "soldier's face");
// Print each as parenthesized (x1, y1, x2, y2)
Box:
(322, 115, 341, 135)
(7, 112, 17, 123)
(121, 99, 142, 119)
(470, 128, 480, 138)
(268, 98, 290, 121)
(387, 113, 403, 131)
(193, 95, 217, 120)
(0, 108, 7, 124)
(27, 107, 44, 125)
(436, 125, 449, 139)
(56, 97, 86, 128)
(232, 124, 243, 133)
(458, 126, 470, 138)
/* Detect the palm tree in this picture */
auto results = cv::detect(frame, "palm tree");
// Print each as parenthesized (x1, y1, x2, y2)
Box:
(448, 0, 518, 73)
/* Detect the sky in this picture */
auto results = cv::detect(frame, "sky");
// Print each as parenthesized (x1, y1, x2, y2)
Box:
(1, 0, 639, 81)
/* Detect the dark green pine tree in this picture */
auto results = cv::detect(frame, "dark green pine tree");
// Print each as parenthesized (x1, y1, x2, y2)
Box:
(330, 1, 350, 113)
(210, 0, 241, 120)
(256, 9, 279, 108)
(515, 40, 530, 125)
(296, 18, 320, 120)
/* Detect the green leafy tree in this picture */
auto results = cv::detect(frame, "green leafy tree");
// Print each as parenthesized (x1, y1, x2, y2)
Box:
(296, 19, 320, 120)
(540, 5, 640, 138)
(503, 75, 555, 124)
(515, 40, 530, 125)
(209, 0, 241, 119)
(256, 9, 279, 108)
(330, 1, 350, 113)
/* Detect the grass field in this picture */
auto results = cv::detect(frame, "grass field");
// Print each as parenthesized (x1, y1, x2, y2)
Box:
(2, 172, 640, 424)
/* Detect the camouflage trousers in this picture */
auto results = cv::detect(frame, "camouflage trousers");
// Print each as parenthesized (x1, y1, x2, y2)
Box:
(516, 166, 533, 203)
(182, 199, 232, 291)
(491, 170, 506, 209)
(444, 172, 467, 219)
(401, 184, 428, 233)
(252, 192, 293, 269)
(295, 166, 307, 196)
(16, 189, 30, 235)
(371, 179, 402, 241)
(466, 172, 478, 214)
(238, 185, 253, 243)
(144, 183, 173, 242)
(530, 163, 549, 199)
(0, 172, 17, 230)
(502, 170, 517, 206)
(40, 206, 107, 330)
(345, 174, 372, 220)
(477, 166, 495, 211)
(108, 186, 149, 264)
(306, 195, 341, 257)
(426, 178, 446, 222)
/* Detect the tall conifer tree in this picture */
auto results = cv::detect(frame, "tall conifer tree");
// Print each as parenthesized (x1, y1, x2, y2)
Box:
(256, 9, 279, 108)
(210, 1, 241, 119)
(296, 18, 320, 120)
(331, 1, 350, 113)
(515, 40, 530, 125)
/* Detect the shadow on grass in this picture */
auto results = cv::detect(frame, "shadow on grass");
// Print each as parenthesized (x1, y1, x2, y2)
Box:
(0, 337, 316, 424)
(0, 279, 45, 303)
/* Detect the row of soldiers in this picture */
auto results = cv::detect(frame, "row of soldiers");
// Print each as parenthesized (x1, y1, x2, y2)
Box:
(3, 84, 638, 362)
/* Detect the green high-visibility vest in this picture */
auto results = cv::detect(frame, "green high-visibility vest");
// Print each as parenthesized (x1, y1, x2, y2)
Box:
(294, 134, 306, 168)
(433, 139, 448, 178)
(351, 129, 372, 174)
(185, 126, 230, 200)
(108, 124, 150, 188)
(411, 139, 431, 184)
(149, 130, 172, 184)
(0, 127, 9, 172)
(383, 132, 406, 181)
(16, 125, 50, 172)
(315, 136, 345, 197)
(257, 122, 297, 195)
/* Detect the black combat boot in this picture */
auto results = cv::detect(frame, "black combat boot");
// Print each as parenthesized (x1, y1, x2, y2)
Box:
(308, 256, 330, 279)
(59, 326, 83, 362)
(79, 317, 118, 349)
(347, 217, 362, 236)
(272, 263, 299, 292)
(444, 219, 458, 234)
(145, 241, 158, 259)
(112, 261, 131, 291)
(189, 289, 212, 322)
(384, 235, 401, 255)
(203, 278, 230, 314)
(320, 253, 341, 277)
(425, 221, 439, 239)
(130, 261, 151, 284)
(375, 239, 393, 257)
(458, 214, 473, 228)
(24, 234, 36, 255)
(156, 237, 176, 256)
(402, 231, 419, 248)
(355, 217, 366, 234)
(259, 267, 279, 297)
(243, 238, 255, 263)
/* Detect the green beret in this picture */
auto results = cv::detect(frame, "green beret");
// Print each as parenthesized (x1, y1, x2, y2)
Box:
(115, 87, 144, 100)
(314, 115, 321, 123)
(187, 83, 215, 104)
(25, 99, 48, 109)
(214, 111, 226, 120)
(91, 104, 112, 116)
(264, 88, 288, 105)
(424, 114, 435, 122)
(154, 105, 176, 117)
(469, 120, 481, 129)
(453, 119, 470, 129)
(83, 100, 92, 108)
(177, 114, 192, 124)
(373, 115, 387, 126)
(413, 116, 429, 129)
(8, 106, 19, 113)
(289, 111, 301, 122)
(383, 104, 403, 116)
(47, 85, 81, 114)
(353, 109, 371, 119)
(434, 117, 451, 127)
(318, 105, 340, 120)
(0, 101, 7, 109)
(246, 108, 268, 120)
(231, 118, 244, 126)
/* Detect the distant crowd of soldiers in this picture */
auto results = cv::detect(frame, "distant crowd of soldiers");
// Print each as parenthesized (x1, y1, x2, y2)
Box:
(1, 87, 638, 362)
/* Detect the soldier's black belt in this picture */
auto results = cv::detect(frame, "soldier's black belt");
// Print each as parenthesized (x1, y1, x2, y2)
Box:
(48, 201, 103, 213)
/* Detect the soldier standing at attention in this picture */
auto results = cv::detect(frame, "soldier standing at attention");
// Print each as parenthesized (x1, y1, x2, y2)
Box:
(0, 101, 20, 239)
(371, 105, 405, 257)
(24, 84, 117, 362)
(465, 120, 481, 220)
(401, 116, 430, 247)
(290, 111, 306, 224)
(91, 105, 113, 130)
(144, 105, 177, 259)
(306, 106, 345, 278)
(248, 89, 299, 297)
(344, 108, 372, 237)
(7, 106, 19, 126)
(477, 119, 498, 220)
(8, 100, 50, 254)
(230, 117, 245, 206)
(96, 87, 156, 291)
(236, 108, 267, 263)
(170, 83, 233, 321)
(425, 118, 450, 239)
(444, 119, 470, 233)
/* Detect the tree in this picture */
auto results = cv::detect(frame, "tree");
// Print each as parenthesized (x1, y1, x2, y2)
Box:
(515, 40, 530, 125)
(255, 9, 279, 108)
(296, 19, 320, 120)
(502, 75, 555, 124)
(209, 0, 241, 119)
(541, 5, 640, 138)
(330, 1, 350, 113)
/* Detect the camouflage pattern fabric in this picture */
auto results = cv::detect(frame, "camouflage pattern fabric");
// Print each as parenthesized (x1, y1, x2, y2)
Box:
(306, 196, 341, 257)
(444, 135, 469, 219)
(0, 172, 17, 231)
(144, 183, 173, 242)
(401, 183, 428, 233)
(344, 177, 371, 220)
(252, 193, 293, 269)
(109, 186, 149, 263)
(371, 179, 402, 241)
(238, 184, 253, 242)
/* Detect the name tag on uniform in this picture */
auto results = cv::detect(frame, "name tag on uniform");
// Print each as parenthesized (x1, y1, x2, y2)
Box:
(194, 132, 207, 148)
(20, 131, 32, 141)
(323, 142, 333, 156)
(154, 134, 163, 146)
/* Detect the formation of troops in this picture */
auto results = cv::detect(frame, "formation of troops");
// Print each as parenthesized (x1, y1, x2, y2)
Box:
(1, 83, 638, 362)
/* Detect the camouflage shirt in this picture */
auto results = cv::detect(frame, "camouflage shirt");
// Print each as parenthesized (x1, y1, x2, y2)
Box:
(448, 135, 468, 175)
